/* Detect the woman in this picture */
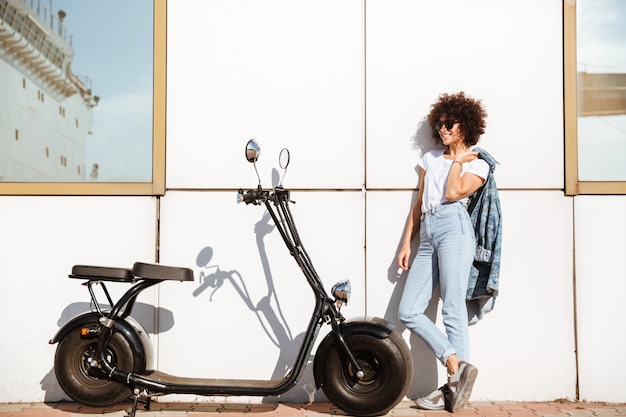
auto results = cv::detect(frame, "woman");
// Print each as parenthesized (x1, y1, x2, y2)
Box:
(397, 92, 489, 412)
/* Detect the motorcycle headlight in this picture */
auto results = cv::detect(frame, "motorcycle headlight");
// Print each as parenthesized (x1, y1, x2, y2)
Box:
(331, 280, 351, 308)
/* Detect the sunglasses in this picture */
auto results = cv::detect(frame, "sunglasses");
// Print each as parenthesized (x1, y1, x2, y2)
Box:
(433, 119, 458, 131)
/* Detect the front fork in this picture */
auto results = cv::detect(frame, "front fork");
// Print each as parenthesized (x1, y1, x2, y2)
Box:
(326, 308, 364, 379)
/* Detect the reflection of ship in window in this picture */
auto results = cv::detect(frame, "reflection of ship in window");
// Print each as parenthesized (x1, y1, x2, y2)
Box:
(0, 0, 98, 182)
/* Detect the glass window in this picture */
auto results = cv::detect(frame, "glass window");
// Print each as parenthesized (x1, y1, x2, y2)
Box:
(565, 0, 626, 194)
(0, 0, 165, 195)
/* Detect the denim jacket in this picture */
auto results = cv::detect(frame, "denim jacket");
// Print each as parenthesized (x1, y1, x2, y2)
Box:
(466, 147, 502, 324)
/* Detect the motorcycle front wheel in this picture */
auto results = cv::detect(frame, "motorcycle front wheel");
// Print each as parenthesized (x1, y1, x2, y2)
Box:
(54, 328, 136, 406)
(319, 331, 412, 417)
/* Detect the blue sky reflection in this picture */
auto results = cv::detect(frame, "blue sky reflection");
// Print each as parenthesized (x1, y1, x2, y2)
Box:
(55, 0, 153, 182)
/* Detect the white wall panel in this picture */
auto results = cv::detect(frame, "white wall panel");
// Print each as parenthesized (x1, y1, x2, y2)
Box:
(158, 190, 363, 402)
(575, 196, 626, 402)
(469, 190, 576, 401)
(167, 0, 364, 190)
(0, 197, 157, 402)
(366, 190, 576, 402)
(366, 0, 563, 190)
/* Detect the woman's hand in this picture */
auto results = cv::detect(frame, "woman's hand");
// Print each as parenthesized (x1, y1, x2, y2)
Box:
(398, 168, 424, 272)
(397, 244, 411, 271)
(455, 150, 478, 164)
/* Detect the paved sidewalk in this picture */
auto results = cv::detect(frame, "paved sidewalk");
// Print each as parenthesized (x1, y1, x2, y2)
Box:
(1, 401, 625, 417)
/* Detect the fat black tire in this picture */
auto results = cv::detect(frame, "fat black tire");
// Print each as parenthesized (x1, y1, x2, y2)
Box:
(319, 331, 412, 417)
(54, 328, 135, 406)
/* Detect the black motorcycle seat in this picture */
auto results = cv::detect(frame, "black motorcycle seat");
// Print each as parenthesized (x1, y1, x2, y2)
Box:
(70, 265, 134, 282)
(132, 262, 194, 282)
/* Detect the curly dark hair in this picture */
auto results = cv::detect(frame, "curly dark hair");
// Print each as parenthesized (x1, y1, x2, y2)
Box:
(427, 92, 487, 146)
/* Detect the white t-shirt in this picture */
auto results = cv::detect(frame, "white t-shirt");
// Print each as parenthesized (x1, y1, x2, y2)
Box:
(418, 149, 490, 213)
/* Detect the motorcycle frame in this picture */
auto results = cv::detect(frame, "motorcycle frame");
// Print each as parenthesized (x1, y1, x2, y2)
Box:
(71, 185, 370, 398)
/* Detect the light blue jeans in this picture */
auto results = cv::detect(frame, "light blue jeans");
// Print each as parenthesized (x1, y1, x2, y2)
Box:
(398, 202, 475, 367)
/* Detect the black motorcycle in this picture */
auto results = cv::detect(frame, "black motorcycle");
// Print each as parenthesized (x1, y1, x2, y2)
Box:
(50, 140, 413, 417)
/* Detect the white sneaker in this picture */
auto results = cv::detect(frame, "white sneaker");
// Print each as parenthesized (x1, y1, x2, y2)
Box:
(447, 361, 478, 412)
(413, 385, 448, 410)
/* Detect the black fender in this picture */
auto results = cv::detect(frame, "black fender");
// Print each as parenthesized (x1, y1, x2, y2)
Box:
(313, 316, 397, 388)
(49, 311, 153, 373)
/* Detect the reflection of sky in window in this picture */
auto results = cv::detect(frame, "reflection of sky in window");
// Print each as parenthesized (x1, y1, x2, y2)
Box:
(54, 0, 153, 182)
(577, 0, 626, 181)
(578, 116, 626, 181)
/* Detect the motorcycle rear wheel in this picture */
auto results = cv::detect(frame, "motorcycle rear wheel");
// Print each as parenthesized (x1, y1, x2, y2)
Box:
(54, 328, 136, 406)
(319, 331, 412, 417)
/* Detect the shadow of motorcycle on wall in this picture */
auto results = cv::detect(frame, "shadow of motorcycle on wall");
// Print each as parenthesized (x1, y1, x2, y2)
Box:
(192, 210, 318, 402)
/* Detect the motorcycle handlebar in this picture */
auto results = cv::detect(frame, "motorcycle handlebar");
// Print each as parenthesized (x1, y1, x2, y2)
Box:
(237, 187, 291, 206)
(237, 188, 262, 205)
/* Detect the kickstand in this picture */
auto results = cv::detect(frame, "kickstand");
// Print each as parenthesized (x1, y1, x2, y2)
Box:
(126, 396, 139, 417)
(126, 392, 151, 417)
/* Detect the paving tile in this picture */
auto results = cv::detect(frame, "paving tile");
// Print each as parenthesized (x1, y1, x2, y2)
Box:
(390, 402, 421, 416)
(607, 406, 626, 416)
(567, 408, 602, 417)
(69, 413, 127, 417)
(47, 403, 83, 412)
(277, 404, 306, 414)
(467, 404, 508, 417)
(219, 403, 252, 412)
(301, 403, 334, 414)
(190, 404, 222, 412)
(39, 410, 82, 417)
(523, 403, 567, 414)
(305, 412, 336, 417)
(160, 403, 196, 411)
(0, 404, 26, 412)
(246, 404, 278, 412)
(497, 402, 533, 412)
(552, 402, 593, 411)
(390, 408, 421, 416)
(187, 406, 220, 412)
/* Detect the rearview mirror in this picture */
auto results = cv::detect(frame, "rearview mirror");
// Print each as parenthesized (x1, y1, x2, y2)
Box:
(245, 139, 260, 163)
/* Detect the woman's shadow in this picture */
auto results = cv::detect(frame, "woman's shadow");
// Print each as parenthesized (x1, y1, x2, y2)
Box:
(382, 118, 445, 400)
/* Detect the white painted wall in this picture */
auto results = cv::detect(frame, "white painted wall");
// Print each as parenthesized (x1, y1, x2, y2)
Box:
(575, 196, 626, 403)
(0, 197, 157, 402)
(1, 0, 625, 405)
(166, 0, 364, 190)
